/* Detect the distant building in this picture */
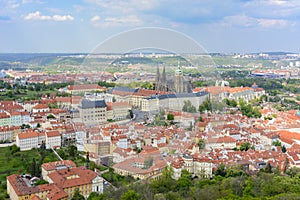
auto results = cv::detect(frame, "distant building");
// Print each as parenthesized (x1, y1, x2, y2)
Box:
(16, 130, 45, 151)
(65, 84, 106, 94)
(155, 65, 192, 93)
(7, 161, 104, 200)
(79, 99, 107, 125)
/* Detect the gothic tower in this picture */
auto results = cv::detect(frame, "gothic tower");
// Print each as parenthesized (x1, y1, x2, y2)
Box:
(155, 65, 160, 91)
(174, 64, 184, 93)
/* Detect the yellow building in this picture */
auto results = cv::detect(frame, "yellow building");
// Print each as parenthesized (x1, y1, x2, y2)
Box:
(7, 161, 104, 200)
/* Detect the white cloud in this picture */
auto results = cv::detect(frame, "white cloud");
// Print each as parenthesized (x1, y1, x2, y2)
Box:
(257, 18, 291, 28)
(86, 0, 157, 14)
(22, 0, 44, 4)
(103, 15, 143, 26)
(222, 14, 293, 29)
(90, 15, 101, 22)
(91, 15, 143, 27)
(24, 11, 74, 21)
(53, 15, 74, 21)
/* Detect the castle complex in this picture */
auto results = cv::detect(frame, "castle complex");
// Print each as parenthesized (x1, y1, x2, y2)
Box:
(155, 65, 192, 93)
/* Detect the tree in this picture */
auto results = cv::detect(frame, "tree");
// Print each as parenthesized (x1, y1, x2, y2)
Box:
(239, 142, 251, 151)
(215, 163, 226, 177)
(265, 163, 273, 173)
(143, 157, 153, 169)
(72, 188, 85, 200)
(182, 100, 197, 113)
(167, 113, 174, 121)
(129, 110, 134, 119)
(30, 158, 40, 177)
(121, 190, 139, 200)
(281, 145, 287, 153)
(47, 114, 55, 119)
(272, 140, 281, 147)
(199, 98, 212, 113)
(198, 139, 205, 150)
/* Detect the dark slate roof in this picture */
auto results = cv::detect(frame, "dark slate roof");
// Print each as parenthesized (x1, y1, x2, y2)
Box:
(147, 91, 209, 100)
(107, 87, 138, 94)
(80, 99, 106, 109)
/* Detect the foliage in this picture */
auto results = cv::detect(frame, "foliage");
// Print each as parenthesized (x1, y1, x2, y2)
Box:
(223, 98, 238, 107)
(167, 113, 174, 121)
(182, 100, 197, 113)
(98, 81, 116, 88)
(71, 188, 85, 200)
(239, 99, 261, 118)
(239, 142, 252, 151)
(199, 98, 212, 113)
(120, 190, 139, 200)
(143, 157, 154, 169)
(198, 139, 206, 149)
(34, 179, 49, 186)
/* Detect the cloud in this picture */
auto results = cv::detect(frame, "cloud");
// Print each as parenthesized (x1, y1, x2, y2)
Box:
(24, 11, 74, 21)
(22, 0, 44, 4)
(91, 15, 143, 27)
(257, 18, 291, 28)
(244, 0, 300, 18)
(222, 14, 293, 28)
(52, 15, 74, 21)
(86, 0, 157, 13)
(103, 15, 143, 26)
(90, 15, 100, 22)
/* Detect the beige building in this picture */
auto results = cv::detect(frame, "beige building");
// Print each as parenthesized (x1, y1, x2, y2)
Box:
(106, 102, 131, 120)
(7, 160, 104, 200)
(79, 99, 107, 125)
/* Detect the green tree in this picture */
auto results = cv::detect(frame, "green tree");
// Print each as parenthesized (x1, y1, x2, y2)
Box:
(215, 163, 227, 177)
(198, 139, 206, 150)
(167, 113, 174, 121)
(71, 188, 85, 200)
(143, 157, 153, 169)
(272, 140, 281, 147)
(239, 142, 251, 151)
(121, 190, 139, 200)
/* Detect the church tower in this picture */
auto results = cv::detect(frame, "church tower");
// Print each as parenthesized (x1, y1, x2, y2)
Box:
(159, 66, 167, 91)
(155, 65, 160, 91)
(174, 63, 184, 93)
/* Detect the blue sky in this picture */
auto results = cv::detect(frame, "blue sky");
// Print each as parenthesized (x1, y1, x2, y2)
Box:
(1, 0, 300, 53)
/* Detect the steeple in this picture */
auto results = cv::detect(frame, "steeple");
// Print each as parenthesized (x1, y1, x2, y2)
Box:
(161, 65, 166, 84)
(155, 65, 160, 91)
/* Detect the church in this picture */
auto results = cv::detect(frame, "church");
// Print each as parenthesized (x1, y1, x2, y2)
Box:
(155, 65, 192, 93)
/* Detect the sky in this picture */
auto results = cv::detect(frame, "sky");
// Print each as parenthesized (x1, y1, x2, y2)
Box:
(1, 0, 300, 53)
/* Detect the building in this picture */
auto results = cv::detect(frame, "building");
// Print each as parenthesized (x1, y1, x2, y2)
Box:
(142, 91, 209, 112)
(65, 84, 106, 94)
(7, 161, 104, 200)
(16, 130, 45, 151)
(0, 126, 21, 143)
(79, 99, 107, 125)
(106, 102, 131, 120)
(45, 130, 61, 149)
(41, 160, 76, 182)
(155, 65, 192, 93)
(113, 154, 167, 180)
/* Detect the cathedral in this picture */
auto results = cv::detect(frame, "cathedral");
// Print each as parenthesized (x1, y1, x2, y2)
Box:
(155, 65, 192, 93)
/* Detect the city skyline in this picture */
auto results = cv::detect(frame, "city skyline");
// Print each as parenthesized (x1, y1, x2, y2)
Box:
(1, 0, 300, 53)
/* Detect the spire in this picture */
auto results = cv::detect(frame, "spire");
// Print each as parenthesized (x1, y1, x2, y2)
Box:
(161, 65, 166, 83)
(155, 66, 160, 91)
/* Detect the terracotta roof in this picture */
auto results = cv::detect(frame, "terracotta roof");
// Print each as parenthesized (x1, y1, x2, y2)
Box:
(17, 131, 43, 139)
(67, 84, 105, 91)
(33, 103, 49, 109)
(47, 167, 98, 189)
(41, 160, 76, 171)
(46, 130, 61, 138)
